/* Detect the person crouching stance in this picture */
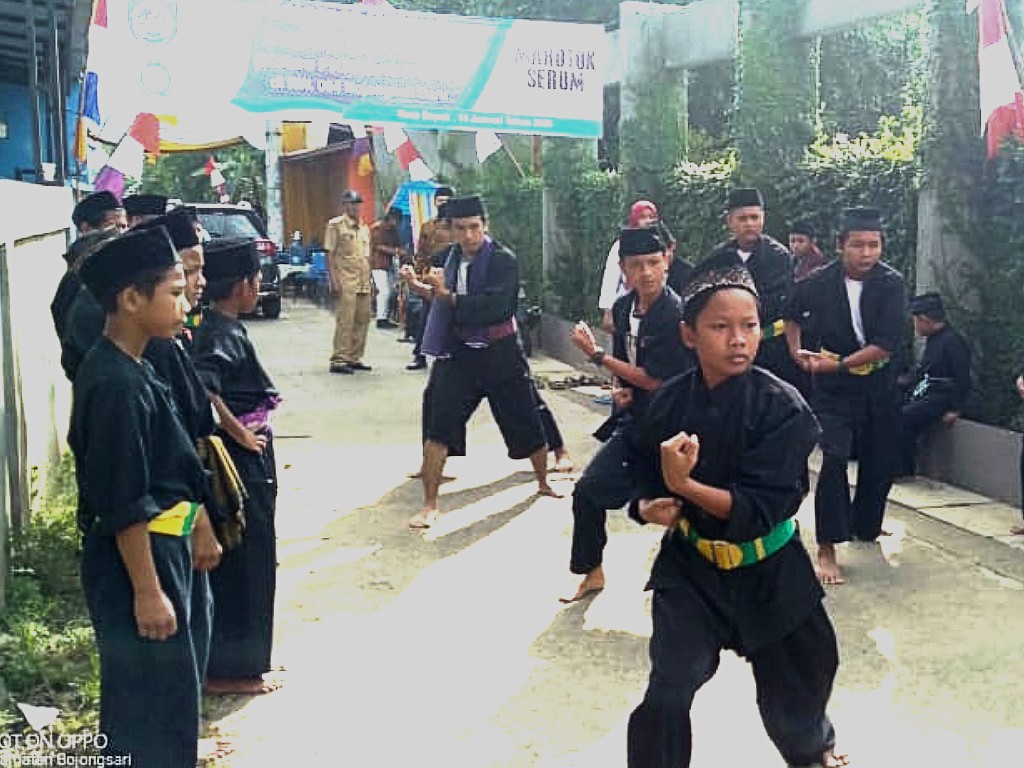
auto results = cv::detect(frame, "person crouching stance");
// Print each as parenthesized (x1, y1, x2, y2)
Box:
(626, 267, 848, 768)
(70, 227, 205, 767)
(191, 238, 282, 696)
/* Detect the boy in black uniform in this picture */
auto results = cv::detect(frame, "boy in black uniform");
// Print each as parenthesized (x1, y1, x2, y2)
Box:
(69, 226, 205, 767)
(562, 226, 693, 603)
(626, 267, 846, 768)
(191, 237, 282, 696)
(784, 207, 907, 585)
(897, 292, 971, 476)
(691, 188, 796, 384)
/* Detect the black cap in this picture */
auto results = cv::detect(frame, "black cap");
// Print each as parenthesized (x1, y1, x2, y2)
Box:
(203, 237, 260, 282)
(726, 188, 764, 211)
(681, 266, 759, 318)
(341, 189, 363, 203)
(79, 227, 178, 303)
(72, 191, 122, 228)
(789, 219, 814, 238)
(66, 227, 120, 267)
(619, 227, 665, 258)
(386, 206, 403, 219)
(436, 202, 450, 219)
(446, 195, 486, 219)
(123, 193, 168, 218)
(841, 207, 883, 233)
(435, 185, 455, 199)
(132, 207, 200, 250)
(909, 292, 944, 316)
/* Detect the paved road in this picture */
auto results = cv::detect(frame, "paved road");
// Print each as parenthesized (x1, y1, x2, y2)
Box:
(207, 299, 1023, 767)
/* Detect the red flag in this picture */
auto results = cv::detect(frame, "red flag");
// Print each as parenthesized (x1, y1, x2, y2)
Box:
(395, 140, 420, 170)
(972, 0, 1024, 158)
(127, 112, 161, 155)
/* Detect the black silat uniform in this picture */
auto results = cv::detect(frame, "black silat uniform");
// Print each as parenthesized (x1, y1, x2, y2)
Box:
(144, 332, 217, 686)
(626, 367, 838, 768)
(899, 324, 971, 474)
(784, 259, 906, 543)
(60, 284, 105, 381)
(569, 286, 693, 577)
(191, 308, 280, 681)
(70, 338, 206, 768)
(693, 235, 797, 383)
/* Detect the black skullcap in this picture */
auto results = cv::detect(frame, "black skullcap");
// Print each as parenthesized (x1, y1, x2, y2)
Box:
(435, 185, 455, 199)
(72, 191, 122, 228)
(790, 219, 815, 238)
(386, 206, 403, 219)
(840, 207, 883, 233)
(123, 193, 168, 217)
(446, 195, 486, 219)
(619, 227, 665, 258)
(203, 237, 260, 282)
(132, 207, 200, 250)
(909, 292, 944, 316)
(436, 202, 450, 219)
(726, 188, 764, 211)
(66, 227, 120, 267)
(79, 226, 178, 302)
(681, 266, 759, 318)
(341, 189, 363, 203)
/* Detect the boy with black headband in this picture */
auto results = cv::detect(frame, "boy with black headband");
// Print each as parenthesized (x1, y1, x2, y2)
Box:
(191, 237, 282, 695)
(627, 267, 846, 768)
(783, 207, 907, 585)
(70, 226, 205, 767)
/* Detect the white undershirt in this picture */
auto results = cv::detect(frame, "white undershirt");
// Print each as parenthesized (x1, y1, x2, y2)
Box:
(737, 249, 752, 264)
(457, 258, 470, 295)
(844, 277, 866, 346)
(627, 298, 641, 365)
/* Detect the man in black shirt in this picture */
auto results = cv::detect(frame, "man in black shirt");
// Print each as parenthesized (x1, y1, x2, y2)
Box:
(562, 226, 693, 602)
(784, 207, 907, 585)
(898, 292, 971, 477)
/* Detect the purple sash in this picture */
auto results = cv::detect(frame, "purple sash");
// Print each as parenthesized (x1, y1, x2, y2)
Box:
(421, 238, 497, 358)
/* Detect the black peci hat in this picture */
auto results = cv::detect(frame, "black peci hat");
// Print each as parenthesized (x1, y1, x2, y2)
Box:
(680, 266, 759, 319)
(909, 292, 944, 316)
(726, 188, 764, 211)
(132, 207, 200, 250)
(789, 219, 815, 238)
(72, 191, 122, 228)
(341, 189, 363, 203)
(619, 226, 665, 258)
(203, 237, 260, 282)
(79, 227, 178, 302)
(445, 195, 487, 219)
(123, 193, 168, 218)
(840, 207, 883, 233)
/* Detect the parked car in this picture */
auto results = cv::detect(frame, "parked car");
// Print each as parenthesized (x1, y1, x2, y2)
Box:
(192, 203, 282, 319)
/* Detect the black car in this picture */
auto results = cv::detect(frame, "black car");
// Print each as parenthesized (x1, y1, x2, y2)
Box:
(192, 203, 282, 319)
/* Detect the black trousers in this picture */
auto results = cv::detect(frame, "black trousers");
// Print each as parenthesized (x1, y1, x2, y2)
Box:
(191, 570, 213, 683)
(410, 296, 429, 356)
(80, 532, 200, 768)
(814, 385, 900, 543)
(570, 430, 634, 574)
(627, 587, 838, 768)
(535, 388, 564, 453)
(207, 435, 278, 680)
(899, 395, 953, 475)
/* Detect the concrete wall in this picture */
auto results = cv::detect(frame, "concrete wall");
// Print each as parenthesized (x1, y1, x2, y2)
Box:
(919, 419, 1022, 508)
(0, 180, 74, 544)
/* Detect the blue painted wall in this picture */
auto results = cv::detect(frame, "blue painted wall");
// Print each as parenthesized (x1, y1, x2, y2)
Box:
(0, 84, 37, 181)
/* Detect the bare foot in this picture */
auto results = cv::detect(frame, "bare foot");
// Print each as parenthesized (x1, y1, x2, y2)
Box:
(559, 570, 605, 603)
(820, 747, 851, 766)
(552, 451, 574, 473)
(197, 737, 234, 764)
(537, 482, 564, 499)
(204, 676, 282, 696)
(407, 470, 455, 482)
(816, 544, 845, 585)
(408, 508, 438, 529)
(1010, 523, 1024, 535)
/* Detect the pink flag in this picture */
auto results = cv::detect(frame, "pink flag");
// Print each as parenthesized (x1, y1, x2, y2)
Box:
(971, 0, 1024, 158)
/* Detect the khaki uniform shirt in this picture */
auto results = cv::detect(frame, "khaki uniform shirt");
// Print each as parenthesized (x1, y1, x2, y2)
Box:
(324, 213, 371, 293)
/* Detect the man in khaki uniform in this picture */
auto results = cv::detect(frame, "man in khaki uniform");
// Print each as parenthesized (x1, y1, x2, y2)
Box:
(325, 189, 372, 374)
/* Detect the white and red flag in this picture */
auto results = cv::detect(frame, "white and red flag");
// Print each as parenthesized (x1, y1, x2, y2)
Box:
(968, 0, 1024, 158)
(93, 112, 160, 199)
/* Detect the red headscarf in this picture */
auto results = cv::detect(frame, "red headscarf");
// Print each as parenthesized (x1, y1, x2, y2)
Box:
(628, 200, 658, 226)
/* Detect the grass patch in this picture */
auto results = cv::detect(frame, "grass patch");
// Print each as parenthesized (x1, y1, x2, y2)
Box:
(0, 453, 99, 736)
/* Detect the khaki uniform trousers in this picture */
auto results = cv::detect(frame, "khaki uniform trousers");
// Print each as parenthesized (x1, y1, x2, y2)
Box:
(331, 286, 371, 365)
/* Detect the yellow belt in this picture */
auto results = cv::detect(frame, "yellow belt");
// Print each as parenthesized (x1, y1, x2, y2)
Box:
(147, 501, 200, 537)
(819, 349, 890, 376)
(761, 319, 785, 340)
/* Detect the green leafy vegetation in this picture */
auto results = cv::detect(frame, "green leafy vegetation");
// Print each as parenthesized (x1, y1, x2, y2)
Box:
(0, 455, 99, 737)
